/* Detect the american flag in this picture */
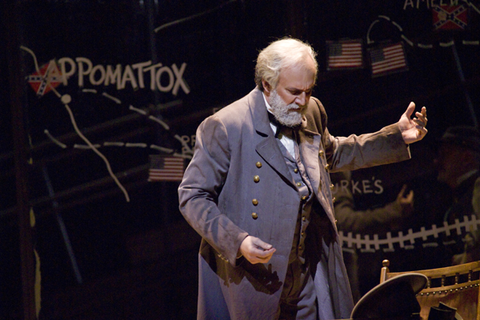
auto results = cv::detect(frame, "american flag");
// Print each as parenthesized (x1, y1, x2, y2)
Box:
(148, 155, 185, 182)
(432, 5, 468, 30)
(369, 43, 408, 77)
(326, 40, 364, 70)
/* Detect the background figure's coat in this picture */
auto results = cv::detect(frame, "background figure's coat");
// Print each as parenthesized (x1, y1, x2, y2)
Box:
(178, 88, 411, 319)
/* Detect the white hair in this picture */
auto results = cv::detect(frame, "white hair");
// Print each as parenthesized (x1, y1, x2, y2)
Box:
(254, 38, 318, 91)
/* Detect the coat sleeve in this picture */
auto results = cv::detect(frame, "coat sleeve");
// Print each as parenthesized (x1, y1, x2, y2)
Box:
(324, 124, 411, 172)
(178, 115, 248, 265)
(307, 98, 411, 172)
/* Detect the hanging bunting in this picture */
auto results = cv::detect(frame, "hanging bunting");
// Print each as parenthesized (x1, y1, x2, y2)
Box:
(368, 42, 408, 78)
(148, 154, 185, 182)
(326, 39, 364, 70)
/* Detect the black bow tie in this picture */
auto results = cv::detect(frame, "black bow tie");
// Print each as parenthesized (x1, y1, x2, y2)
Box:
(268, 112, 298, 139)
(267, 111, 281, 128)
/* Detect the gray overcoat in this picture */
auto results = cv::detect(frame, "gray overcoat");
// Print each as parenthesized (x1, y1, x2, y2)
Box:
(178, 88, 411, 319)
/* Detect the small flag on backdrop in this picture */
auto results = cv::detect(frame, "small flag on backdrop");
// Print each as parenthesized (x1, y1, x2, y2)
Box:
(148, 155, 185, 182)
(368, 42, 408, 77)
(27, 60, 64, 97)
(432, 5, 468, 30)
(326, 39, 364, 70)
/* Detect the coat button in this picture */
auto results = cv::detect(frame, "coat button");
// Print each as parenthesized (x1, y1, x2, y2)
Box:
(319, 150, 324, 157)
(252, 199, 258, 206)
(254, 175, 260, 183)
(301, 195, 307, 201)
(332, 197, 336, 204)
(296, 182, 302, 187)
(294, 168, 299, 173)
(252, 212, 258, 219)
(256, 162, 262, 168)
(324, 164, 330, 170)
(330, 184, 334, 190)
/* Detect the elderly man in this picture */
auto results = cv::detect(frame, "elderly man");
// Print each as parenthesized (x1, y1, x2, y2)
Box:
(178, 38, 427, 320)
(434, 126, 480, 265)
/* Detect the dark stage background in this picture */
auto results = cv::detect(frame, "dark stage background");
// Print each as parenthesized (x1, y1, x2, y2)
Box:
(1, 1, 479, 319)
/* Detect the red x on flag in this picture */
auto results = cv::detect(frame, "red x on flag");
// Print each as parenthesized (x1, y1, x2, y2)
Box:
(432, 5, 468, 30)
(27, 60, 63, 96)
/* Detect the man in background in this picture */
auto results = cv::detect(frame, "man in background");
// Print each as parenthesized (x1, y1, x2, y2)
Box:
(435, 126, 480, 265)
(331, 170, 415, 301)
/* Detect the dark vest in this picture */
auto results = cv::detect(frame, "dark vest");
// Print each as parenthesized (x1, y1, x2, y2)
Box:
(275, 127, 316, 264)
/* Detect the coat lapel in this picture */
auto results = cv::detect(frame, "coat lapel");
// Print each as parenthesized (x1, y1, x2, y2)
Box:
(297, 128, 321, 193)
(298, 123, 337, 227)
(249, 90, 294, 186)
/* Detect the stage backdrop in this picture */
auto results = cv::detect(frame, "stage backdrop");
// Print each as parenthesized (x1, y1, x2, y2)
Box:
(1, 0, 479, 318)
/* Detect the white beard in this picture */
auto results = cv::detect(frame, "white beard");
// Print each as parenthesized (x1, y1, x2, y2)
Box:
(269, 89, 304, 127)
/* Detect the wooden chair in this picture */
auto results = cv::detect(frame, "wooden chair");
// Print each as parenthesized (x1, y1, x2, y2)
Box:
(380, 260, 480, 320)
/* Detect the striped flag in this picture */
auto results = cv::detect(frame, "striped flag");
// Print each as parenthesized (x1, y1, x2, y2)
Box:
(148, 155, 185, 182)
(432, 5, 468, 30)
(326, 39, 364, 70)
(369, 43, 408, 77)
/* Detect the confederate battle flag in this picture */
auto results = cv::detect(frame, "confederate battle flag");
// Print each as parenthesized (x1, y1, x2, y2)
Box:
(432, 5, 468, 30)
(27, 60, 63, 97)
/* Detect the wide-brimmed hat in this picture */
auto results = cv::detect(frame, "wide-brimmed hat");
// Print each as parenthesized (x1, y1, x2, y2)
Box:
(439, 126, 480, 153)
(351, 273, 428, 319)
